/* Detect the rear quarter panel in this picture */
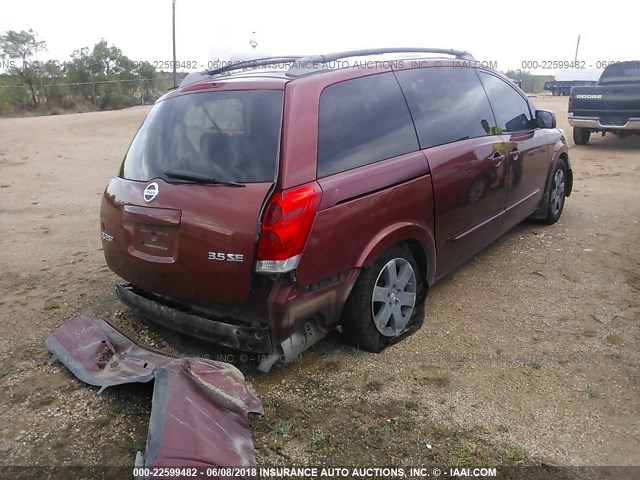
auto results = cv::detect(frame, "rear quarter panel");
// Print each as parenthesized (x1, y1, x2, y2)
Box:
(295, 151, 436, 287)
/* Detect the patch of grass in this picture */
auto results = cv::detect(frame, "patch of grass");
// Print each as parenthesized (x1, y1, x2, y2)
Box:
(398, 412, 415, 428)
(375, 424, 393, 437)
(452, 438, 478, 466)
(586, 386, 600, 399)
(43, 299, 60, 310)
(327, 391, 343, 402)
(262, 398, 277, 408)
(437, 398, 447, 405)
(272, 419, 294, 437)
(500, 442, 529, 464)
(249, 412, 272, 435)
(308, 428, 329, 451)
(528, 360, 542, 370)
(0, 368, 10, 378)
(122, 434, 146, 458)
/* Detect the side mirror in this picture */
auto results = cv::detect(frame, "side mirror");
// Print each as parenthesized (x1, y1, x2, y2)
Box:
(536, 110, 556, 129)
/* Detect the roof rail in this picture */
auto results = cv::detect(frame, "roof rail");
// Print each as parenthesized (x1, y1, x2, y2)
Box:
(286, 48, 475, 77)
(204, 56, 304, 77)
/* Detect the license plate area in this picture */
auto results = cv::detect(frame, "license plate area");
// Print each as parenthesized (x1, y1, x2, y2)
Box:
(122, 206, 182, 263)
(135, 224, 177, 257)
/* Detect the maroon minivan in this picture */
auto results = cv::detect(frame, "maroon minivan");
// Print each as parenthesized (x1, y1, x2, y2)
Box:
(101, 48, 572, 371)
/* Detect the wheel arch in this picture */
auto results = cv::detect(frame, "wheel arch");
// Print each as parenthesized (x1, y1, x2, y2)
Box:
(559, 152, 573, 197)
(530, 145, 572, 220)
(356, 223, 436, 286)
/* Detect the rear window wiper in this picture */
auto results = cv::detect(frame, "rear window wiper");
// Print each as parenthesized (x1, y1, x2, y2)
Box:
(163, 169, 246, 187)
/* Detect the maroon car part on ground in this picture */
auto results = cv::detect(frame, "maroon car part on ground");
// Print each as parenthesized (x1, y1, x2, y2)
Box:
(45, 316, 263, 475)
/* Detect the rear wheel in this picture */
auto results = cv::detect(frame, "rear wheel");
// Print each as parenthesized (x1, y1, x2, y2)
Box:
(541, 158, 568, 225)
(552, 88, 560, 96)
(573, 127, 591, 145)
(342, 245, 426, 352)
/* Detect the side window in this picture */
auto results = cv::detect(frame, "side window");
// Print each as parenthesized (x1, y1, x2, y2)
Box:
(478, 71, 534, 132)
(394, 67, 497, 148)
(318, 73, 419, 178)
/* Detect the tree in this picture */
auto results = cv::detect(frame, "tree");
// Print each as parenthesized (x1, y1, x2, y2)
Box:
(0, 29, 47, 108)
(40, 60, 65, 105)
(66, 40, 157, 109)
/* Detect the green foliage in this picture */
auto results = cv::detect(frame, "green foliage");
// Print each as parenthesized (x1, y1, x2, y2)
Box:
(0, 29, 46, 63)
(66, 39, 157, 109)
(0, 29, 47, 108)
(1, 31, 164, 115)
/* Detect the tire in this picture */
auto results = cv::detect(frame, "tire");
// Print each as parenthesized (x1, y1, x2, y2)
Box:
(341, 244, 427, 352)
(541, 158, 568, 225)
(552, 89, 559, 96)
(573, 127, 590, 145)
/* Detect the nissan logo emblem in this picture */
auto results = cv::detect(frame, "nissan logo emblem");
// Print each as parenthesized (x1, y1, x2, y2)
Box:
(143, 182, 159, 203)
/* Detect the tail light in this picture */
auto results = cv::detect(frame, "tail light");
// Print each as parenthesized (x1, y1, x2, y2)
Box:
(568, 93, 574, 112)
(256, 182, 322, 273)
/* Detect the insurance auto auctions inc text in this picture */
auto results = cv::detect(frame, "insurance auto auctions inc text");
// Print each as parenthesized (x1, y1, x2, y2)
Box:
(259, 466, 497, 478)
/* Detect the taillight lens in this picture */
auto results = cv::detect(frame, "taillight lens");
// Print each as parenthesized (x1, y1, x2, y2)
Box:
(568, 93, 574, 112)
(256, 182, 322, 273)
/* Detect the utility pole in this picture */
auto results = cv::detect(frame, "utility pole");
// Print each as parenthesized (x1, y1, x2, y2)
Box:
(172, 0, 177, 88)
(574, 34, 581, 64)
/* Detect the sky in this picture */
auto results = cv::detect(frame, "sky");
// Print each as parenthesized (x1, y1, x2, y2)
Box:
(0, 0, 635, 75)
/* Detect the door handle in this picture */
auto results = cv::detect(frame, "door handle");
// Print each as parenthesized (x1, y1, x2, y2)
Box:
(509, 149, 521, 160)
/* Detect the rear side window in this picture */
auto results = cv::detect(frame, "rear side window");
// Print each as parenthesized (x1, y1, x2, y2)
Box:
(317, 73, 419, 178)
(394, 67, 496, 149)
(478, 72, 534, 132)
(120, 90, 283, 183)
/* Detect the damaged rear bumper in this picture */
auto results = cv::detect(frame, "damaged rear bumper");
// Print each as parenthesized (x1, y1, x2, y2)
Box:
(45, 315, 263, 474)
(116, 284, 272, 354)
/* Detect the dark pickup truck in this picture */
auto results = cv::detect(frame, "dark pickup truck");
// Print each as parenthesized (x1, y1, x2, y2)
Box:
(569, 61, 640, 145)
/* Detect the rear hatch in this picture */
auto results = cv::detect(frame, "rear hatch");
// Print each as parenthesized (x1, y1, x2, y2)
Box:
(101, 87, 284, 303)
(570, 63, 640, 125)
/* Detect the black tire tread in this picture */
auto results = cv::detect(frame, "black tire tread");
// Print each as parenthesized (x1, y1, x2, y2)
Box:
(541, 158, 568, 225)
(573, 127, 590, 145)
(341, 244, 426, 352)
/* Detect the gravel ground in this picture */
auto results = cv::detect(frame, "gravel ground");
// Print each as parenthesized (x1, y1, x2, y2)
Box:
(0, 95, 638, 470)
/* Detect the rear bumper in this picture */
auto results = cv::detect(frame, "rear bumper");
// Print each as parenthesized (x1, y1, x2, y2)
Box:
(568, 116, 640, 130)
(116, 284, 273, 353)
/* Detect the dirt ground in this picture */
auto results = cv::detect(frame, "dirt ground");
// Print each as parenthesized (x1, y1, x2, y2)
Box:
(0, 95, 638, 471)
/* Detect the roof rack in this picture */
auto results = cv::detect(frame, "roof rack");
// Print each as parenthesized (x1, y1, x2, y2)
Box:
(286, 48, 475, 77)
(178, 49, 475, 88)
(177, 56, 304, 88)
(204, 56, 304, 77)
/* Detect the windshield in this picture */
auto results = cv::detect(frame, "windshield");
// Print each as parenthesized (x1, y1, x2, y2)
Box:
(120, 90, 284, 183)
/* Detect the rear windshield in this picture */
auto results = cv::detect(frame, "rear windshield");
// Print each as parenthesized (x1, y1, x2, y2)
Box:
(120, 90, 283, 183)
(599, 62, 640, 84)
